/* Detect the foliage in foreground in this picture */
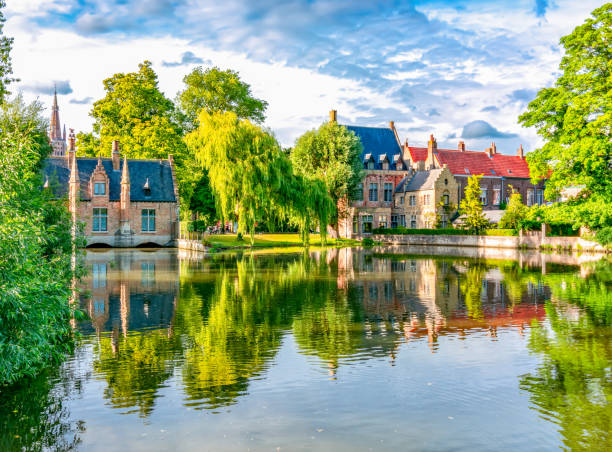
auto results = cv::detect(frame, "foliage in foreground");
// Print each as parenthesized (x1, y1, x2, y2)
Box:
(0, 97, 81, 385)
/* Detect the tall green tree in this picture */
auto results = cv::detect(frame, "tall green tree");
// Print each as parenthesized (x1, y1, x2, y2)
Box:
(186, 111, 331, 244)
(519, 3, 612, 202)
(290, 121, 364, 236)
(176, 66, 267, 223)
(0, 1, 16, 101)
(459, 175, 490, 233)
(177, 66, 268, 131)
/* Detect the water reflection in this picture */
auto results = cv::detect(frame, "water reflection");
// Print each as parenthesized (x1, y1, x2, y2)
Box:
(80, 248, 562, 414)
(1, 247, 611, 450)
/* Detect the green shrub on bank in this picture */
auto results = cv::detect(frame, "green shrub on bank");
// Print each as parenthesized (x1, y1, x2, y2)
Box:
(595, 227, 612, 246)
(371, 227, 517, 236)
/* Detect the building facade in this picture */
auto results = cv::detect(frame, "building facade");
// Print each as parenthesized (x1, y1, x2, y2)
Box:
(333, 110, 546, 237)
(404, 136, 547, 209)
(44, 135, 180, 247)
(335, 111, 460, 237)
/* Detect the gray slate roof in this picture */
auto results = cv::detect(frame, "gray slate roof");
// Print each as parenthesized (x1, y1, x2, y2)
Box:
(344, 125, 403, 170)
(43, 157, 177, 202)
(395, 169, 443, 193)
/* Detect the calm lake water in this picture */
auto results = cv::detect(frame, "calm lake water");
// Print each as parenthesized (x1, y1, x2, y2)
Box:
(1, 246, 611, 451)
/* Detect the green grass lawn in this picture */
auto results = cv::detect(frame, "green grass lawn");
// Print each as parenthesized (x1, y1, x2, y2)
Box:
(204, 233, 358, 248)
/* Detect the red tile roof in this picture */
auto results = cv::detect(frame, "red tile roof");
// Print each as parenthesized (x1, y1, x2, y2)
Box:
(407, 147, 531, 178)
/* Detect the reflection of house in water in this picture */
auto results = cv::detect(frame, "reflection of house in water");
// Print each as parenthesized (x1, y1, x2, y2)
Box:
(336, 247, 550, 351)
(80, 250, 179, 337)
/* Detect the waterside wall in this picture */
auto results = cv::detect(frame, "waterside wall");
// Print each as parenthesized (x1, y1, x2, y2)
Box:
(370, 233, 606, 253)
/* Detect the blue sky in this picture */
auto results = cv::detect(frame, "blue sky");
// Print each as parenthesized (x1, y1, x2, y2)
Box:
(5, 0, 603, 151)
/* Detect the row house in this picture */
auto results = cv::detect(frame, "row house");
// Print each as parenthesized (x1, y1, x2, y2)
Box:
(333, 110, 546, 237)
(43, 134, 180, 247)
(404, 135, 546, 209)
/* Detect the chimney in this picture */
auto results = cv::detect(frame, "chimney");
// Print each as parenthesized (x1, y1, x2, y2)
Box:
(389, 121, 395, 130)
(517, 144, 524, 159)
(427, 134, 437, 169)
(329, 109, 337, 123)
(485, 147, 492, 158)
(490, 141, 497, 155)
(112, 140, 120, 171)
(458, 141, 466, 152)
(402, 138, 411, 164)
(67, 128, 76, 163)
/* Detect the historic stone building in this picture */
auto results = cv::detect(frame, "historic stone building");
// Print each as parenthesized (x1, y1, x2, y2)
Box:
(334, 111, 460, 237)
(43, 96, 180, 247)
(44, 134, 180, 247)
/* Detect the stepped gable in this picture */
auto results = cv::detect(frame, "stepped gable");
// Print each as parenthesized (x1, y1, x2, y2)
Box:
(345, 125, 403, 170)
(407, 146, 531, 178)
(43, 157, 177, 202)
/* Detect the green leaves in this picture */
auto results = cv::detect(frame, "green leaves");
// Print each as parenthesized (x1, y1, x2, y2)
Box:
(519, 3, 612, 201)
(459, 175, 490, 233)
(177, 66, 268, 131)
(290, 121, 364, 232)
(186, 111, 332, 244)
(0, 97, 80, 385)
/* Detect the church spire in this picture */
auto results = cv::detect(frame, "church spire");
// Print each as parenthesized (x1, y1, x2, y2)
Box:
(49, 86, 67, 156)
(49, 86, 62, 140)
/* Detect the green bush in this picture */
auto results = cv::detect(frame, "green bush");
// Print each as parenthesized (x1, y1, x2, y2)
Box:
(362, 237, 375, 246)
(187, 219, 208, 232)
(595, 227, 612, 246)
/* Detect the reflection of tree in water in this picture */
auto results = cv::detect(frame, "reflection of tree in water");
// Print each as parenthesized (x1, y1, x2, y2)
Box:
(175, 252, 344, 408)
(459, 261, 488, 319)
(0, 361, 85, 451)
(519, 261, 612, 450)
(92, 329, 181, 417)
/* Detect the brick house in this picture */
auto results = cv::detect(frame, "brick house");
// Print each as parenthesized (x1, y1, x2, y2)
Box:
(404, 136, 546, 209)
(43, 134, 180, 247)
(334, 111, 459, 237)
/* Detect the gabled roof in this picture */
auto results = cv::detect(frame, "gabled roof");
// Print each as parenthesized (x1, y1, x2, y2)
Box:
(345, 125, 403, 171)
(407, 147, 531, 178)
(43, 157, 177, 202)
(395, 169, 443, 193)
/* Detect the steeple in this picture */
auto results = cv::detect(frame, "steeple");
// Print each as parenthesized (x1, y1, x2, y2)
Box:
(49, 87, 62, 140)
(49, 86, 67, 156)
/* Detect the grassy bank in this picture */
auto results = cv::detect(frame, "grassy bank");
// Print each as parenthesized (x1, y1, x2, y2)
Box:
(198, 233, 359, 249)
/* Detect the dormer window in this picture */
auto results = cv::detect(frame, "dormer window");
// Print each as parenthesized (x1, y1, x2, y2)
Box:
(508, 169, 512, 174)
(94, 182, 106, 195)
(491, 169, 496, 175)
(143, 178, 151, 197)
(465, 168, 470, 174)
(382, 161, 389, 170)
(367, 161, 374, 170)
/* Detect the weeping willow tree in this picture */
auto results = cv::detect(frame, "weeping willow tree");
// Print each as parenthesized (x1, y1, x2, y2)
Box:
(185, 111, 332, 245)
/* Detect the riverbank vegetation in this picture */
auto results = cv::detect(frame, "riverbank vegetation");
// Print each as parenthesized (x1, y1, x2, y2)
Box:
(0, 2, 82, 385)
